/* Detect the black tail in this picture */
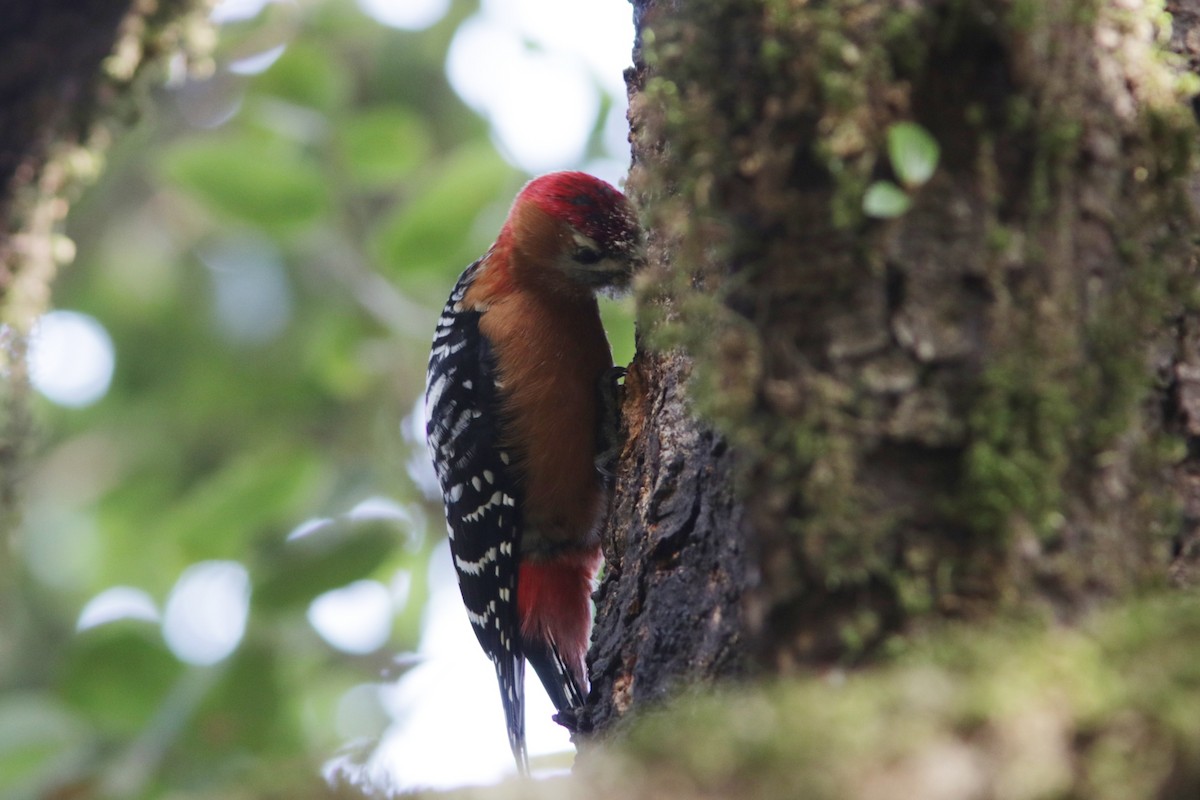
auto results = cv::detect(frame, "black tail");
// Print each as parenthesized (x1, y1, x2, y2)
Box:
(524, 634, 586, 721)
(493, 651, 529, 775)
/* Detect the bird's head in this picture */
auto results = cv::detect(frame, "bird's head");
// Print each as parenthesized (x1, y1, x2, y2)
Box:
(502, 171, 645, 297)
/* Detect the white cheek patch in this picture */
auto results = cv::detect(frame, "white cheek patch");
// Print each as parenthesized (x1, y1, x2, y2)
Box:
(572, 232, 599, 251)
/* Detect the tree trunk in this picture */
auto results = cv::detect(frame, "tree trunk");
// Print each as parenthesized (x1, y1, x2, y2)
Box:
(0, 0, 143, 313)
(585, 0, 1200, 740)
(1164, 1, 1200, 589)
(584, 350, 752, 736)
(0, 0, 203, 690)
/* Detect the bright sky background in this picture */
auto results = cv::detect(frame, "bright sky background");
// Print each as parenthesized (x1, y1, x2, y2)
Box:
(39, 0, 637, 793)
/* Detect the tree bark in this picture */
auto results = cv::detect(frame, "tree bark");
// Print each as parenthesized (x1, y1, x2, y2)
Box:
(0, 0, 204, 689)
(586, 0, 1200, 740)
(584, 350, 752, 736)
(1164, 0, 1200, 589)
(0, 0, 130, 218)
(1, 0, 129, 538)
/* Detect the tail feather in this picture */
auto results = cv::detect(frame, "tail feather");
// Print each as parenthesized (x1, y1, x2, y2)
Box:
(524, 633, 586, 718)
(494, 651, 529, 776)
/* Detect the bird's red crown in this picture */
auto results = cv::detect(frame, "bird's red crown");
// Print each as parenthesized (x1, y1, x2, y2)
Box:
(517, 171, 639, 253)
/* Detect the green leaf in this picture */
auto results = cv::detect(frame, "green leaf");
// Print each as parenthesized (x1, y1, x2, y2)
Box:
(253, 517, 400, 610)
(371, 144, 516, 285)
(863, 181, 912, 218)
(0, 693, 89, 797)
(170, 645, 300, 783)
(159, 135, 328, 230)
(887, 121, 940, 187)
(338, 108, 432, 187)
(254, 41, 349, 111)
(158, 449, 323, 561)
(600, 296, 637, 368)
(59, 622, 183, 736)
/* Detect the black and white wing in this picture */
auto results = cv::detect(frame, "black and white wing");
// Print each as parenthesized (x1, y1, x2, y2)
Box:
(424, 260, 528, 773)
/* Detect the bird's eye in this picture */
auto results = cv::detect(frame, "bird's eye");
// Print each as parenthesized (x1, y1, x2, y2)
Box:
(573, 247, 603, 265)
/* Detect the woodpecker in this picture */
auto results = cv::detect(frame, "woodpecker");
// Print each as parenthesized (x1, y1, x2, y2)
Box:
(425, 172, 643, 773)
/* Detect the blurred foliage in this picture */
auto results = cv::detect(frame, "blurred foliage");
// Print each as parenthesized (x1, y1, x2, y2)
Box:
(2, 0, 632, 797)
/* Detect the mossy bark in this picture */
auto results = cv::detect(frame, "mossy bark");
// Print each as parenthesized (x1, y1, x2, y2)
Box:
(1164, 0, 1200, 588)
(585, 0, 1200, 744)
(1, 0, 126, 539)
(434, 594, 1200, 798)
(0, 0, 209, 689)
(581, 594, 1200, 800)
